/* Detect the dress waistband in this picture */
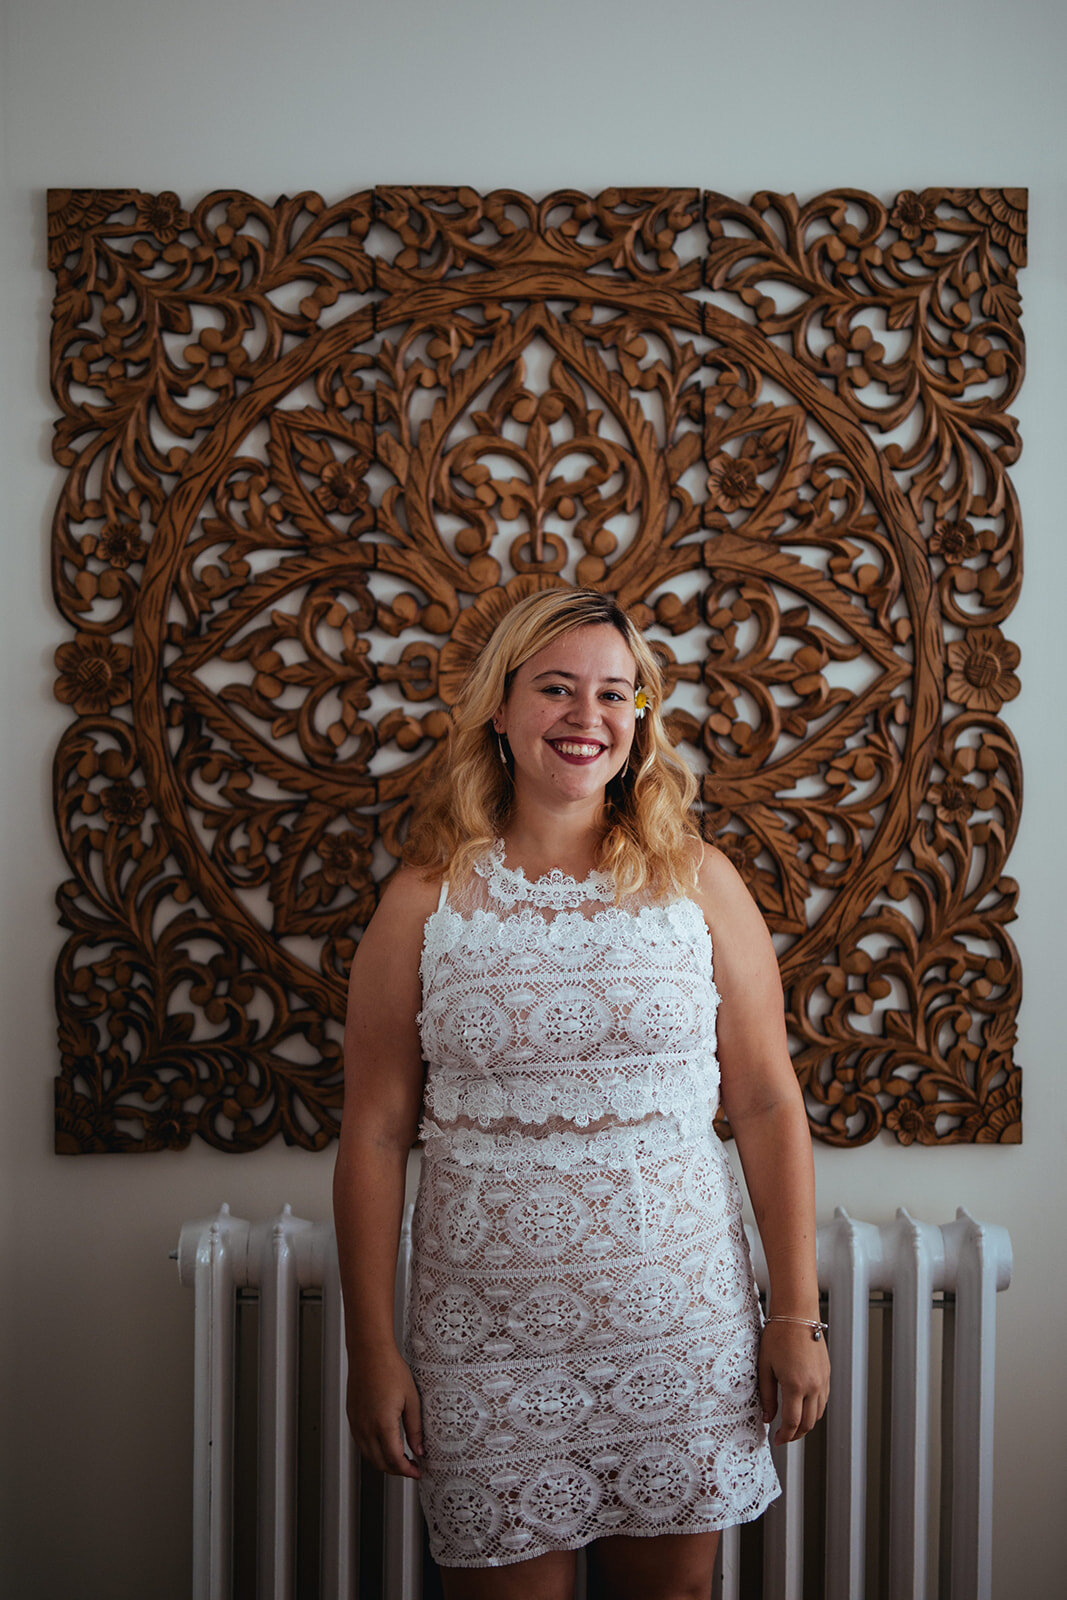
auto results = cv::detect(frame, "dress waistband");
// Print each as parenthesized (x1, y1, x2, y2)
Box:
(421, 1050, 720, 1131)
(417, 1110, 712, 1174)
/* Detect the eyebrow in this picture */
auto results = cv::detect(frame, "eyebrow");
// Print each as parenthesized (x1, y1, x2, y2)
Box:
(530, 669, 635, 686)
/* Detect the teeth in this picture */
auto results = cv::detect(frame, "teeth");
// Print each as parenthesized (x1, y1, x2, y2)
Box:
(553, 741, 602, 757)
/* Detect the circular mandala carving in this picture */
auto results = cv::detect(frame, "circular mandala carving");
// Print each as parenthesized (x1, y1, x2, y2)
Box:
(49, 186, 1024, 1149)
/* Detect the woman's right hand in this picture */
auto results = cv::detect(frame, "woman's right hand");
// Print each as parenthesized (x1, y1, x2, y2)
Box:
(346, 1345, 425, 1479)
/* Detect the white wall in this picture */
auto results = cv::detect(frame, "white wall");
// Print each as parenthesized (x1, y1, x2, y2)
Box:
(2, 1, 1065, 1594)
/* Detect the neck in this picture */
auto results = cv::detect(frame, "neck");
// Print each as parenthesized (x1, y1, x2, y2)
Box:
(503, 794, 608, 877)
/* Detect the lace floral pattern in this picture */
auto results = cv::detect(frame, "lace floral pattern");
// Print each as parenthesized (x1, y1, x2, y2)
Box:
(420, 1055, 718, 1147)
(418, 870, 720, 1146)
(408, 849, 779, 1567)
(471, 839, 617, 908)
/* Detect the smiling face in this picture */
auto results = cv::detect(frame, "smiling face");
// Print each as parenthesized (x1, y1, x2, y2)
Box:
(492, 624, 638, 814)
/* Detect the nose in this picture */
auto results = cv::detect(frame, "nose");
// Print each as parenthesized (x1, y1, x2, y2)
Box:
(563, 690, 601, 728)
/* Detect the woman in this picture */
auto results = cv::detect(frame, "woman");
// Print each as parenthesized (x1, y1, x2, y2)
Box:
(333, 588, 829, 1600)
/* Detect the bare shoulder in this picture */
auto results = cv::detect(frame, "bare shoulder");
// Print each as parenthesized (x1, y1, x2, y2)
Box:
(376, 862, 444, 920)
(688, 841, 771, 947)
(684, 843, 786, 1049)
(352, 863, 443, 965)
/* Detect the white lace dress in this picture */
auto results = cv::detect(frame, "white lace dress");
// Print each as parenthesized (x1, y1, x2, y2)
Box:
(407, 845, 779, 1568)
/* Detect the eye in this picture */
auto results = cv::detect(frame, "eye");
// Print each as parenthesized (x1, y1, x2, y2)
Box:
(601, 690, 625, 702)
(540, 684, 570, 696)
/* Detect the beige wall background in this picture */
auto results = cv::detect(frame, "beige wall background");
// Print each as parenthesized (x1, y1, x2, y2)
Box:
(2, 0, 1065, 1594)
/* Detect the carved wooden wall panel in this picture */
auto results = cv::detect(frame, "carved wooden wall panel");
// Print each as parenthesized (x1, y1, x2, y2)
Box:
(48, 186, 1026, 1151)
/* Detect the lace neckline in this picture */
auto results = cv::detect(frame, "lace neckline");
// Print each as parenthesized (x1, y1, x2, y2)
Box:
(476, 839, 616, 909)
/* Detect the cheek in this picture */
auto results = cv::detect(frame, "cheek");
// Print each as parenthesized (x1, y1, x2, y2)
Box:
(508, 702, 555, 743)
(612, 721, 637, 764)
(523, 703, 557, 737)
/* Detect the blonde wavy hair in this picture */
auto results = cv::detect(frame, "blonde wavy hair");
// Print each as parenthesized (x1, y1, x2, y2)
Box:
(404, 588, 700, 898)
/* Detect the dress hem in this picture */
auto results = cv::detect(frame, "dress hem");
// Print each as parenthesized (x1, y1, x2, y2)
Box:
(427, 1477, 782, 1570)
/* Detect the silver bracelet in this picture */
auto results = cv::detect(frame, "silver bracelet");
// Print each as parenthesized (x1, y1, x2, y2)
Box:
(765, 1314, 829, 1342)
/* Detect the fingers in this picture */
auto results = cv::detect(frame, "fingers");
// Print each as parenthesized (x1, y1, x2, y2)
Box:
(347, 1399, 423, 1478)
(403, 1378, 425, 1462)
(773, 1391, 808, 1445)
(346, 1357, 425, 1479)
(354, 1411, 422, 1478)
(380, 1413, 422, 1479)
(773, 1384, 800, 1445)
(757, 1348, 779, 1426)
(772, 1376, 830, 1445)
(759, 1321, 830, 1444)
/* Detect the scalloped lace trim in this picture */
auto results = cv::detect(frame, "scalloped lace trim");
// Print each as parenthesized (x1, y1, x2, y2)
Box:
(473, 839, 617, 908)
(421, 898, 713, 979)
(422, 1051, 720, 1131)
(418, 1110, 714, 1172)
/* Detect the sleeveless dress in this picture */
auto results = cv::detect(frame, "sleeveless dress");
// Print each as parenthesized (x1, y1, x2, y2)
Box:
(406, 844, 779, 1568)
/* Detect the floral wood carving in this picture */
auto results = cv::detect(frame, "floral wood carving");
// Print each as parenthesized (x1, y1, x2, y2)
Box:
(48, 185, 1025, 1152)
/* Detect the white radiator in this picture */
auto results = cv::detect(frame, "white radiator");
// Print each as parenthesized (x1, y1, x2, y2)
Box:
(176, 1206, 1011, 1600)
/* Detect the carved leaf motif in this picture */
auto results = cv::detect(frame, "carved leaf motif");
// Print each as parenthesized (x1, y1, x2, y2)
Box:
(267, 408, 375, 543)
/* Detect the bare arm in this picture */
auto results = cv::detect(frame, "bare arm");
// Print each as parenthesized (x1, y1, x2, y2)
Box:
(332, 864, 440, 1478)
(692, 847, 830, 1444)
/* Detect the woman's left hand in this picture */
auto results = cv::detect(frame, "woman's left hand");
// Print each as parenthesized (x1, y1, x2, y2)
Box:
(758, 1320, 831, 1444)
